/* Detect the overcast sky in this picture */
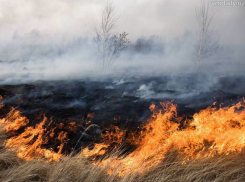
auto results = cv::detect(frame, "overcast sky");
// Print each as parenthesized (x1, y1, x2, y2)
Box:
(0, 0, 244, 45)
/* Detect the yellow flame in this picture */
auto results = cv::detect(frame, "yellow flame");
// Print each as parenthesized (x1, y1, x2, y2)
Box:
(82, 100, 245, 176)
(1, 95, 245, 177)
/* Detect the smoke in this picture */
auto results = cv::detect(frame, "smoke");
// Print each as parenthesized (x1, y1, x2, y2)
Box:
(0, 0, 244, 84)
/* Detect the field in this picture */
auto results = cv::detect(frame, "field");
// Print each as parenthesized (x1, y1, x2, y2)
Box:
(0, 74, 245, 181)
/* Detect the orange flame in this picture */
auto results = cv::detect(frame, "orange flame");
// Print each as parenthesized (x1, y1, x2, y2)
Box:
(80, 125, 126, 159)
(0, 95, 3, 109)
(102, 125, 125, 146)
(81, 144, 109, 158)
(81, 100, 245, 176)
(1, 94, 245, 177)
(0, 109, 29, 133)
(4, 115, 62, 161)
(0, 106, 73, 161)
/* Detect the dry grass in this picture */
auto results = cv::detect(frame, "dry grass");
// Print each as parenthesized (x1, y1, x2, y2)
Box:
(0, 129, 245, 182)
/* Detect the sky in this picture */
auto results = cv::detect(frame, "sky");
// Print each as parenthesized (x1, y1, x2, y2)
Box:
(0, 0, 244, 45)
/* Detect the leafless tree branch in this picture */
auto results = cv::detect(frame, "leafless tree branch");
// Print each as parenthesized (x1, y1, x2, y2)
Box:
(94, 3, 130, 69)
(193, 0, 219, 70)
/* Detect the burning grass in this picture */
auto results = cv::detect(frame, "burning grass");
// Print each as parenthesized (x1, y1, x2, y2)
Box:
(85, 100, 245, 177)
(0, 134, 245, 182)
(1, 95, 245, 181)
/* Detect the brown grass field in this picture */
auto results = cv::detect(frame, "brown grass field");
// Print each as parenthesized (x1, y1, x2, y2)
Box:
(1, 128, 245, 182)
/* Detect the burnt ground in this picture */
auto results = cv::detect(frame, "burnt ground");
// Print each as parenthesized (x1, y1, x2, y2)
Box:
(0, 73, 245, 153)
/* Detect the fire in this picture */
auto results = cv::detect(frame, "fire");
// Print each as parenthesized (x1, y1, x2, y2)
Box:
(0, 109, 29, 134)
(81, 100, 245, 176)
(81, 144, 109, 157)
(102, 125, 125, 146)
(0, 95, 3, 109)
(1, 94, 245, 177)
(0, 105, 74, 162)
(3, 115, 62, 161)
(83, 102, 180, 176)
(80, 125, 126, 159)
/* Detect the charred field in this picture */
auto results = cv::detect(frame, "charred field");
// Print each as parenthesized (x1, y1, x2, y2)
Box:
(0, 73, 245, 182)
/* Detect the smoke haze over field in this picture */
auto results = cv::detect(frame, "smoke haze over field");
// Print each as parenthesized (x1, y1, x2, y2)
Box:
(0, 0, 244, 83)
(0, 0, 244, 44)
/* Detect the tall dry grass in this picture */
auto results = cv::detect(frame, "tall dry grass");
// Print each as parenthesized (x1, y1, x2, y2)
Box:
(0, 129, 245, 182)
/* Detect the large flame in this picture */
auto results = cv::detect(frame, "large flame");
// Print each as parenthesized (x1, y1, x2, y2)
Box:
(0, 112, 63, 161)
(0, 109, 29, 134)
(81, 100, 245, 176)
(1, 94, 245, 176)
(0, 105, 75, 162)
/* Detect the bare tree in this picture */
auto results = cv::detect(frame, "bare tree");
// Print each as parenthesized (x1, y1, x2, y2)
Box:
(94, 3, 130, 69)
(194, 0, 219, 70)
